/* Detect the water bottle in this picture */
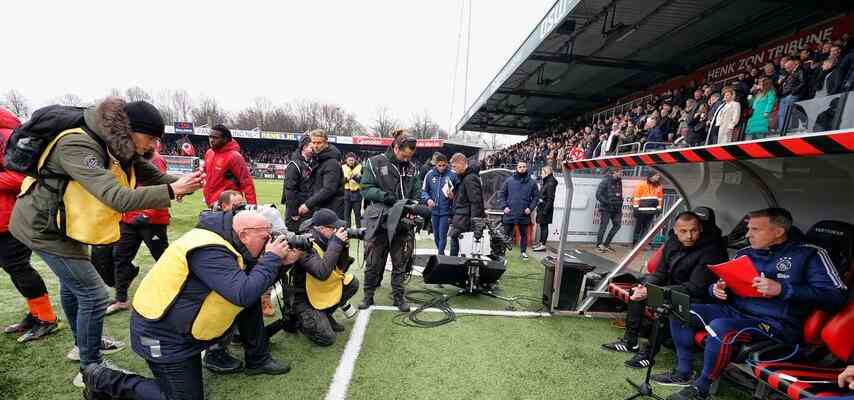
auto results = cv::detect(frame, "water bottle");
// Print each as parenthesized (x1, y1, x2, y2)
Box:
(340, 302, 357, 319)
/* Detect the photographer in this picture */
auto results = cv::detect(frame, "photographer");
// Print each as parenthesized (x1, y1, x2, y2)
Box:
(359, 129, 421, 312)
(83, 210, 302, 400)
(289, 208, 359, 346)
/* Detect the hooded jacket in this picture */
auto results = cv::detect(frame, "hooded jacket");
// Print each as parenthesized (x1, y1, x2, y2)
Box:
(644, 224, 727, 300)
(536, 174, 558, 224)
(595, 175, 623, 213)
(450, 161, 485, 232)
(724, 238, 848, 341)
(122, 149, 170, 226)
(203, 140, 256, 207)
(282, 148, 314, 229)
(304, 145, 345, 217)
(498, 172, 539, 225)
(130, 211, 283, 363)
(0, 108, 25, 233)
(10, 98, 177, 259)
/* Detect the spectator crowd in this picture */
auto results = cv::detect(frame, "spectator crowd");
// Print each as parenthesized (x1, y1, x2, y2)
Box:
(485, 35, 854, 170)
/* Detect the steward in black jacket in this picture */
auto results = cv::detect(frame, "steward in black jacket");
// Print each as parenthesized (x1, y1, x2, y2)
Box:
(448, 156, 485, 257)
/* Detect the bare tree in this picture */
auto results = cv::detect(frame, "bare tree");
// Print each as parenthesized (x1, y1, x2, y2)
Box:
(409, 111, 441, 139)
(370, 106, 400, 137)
(106, 88, 123, 98)
(154, 90, 176, 123)
(171, 89, 193, 122)
(3, 89, 30, 117)
(53, 93, 87, 107)
(192, 96, 228, 126)
(266, 105, 299, 132)
(125, 86, 152, 103)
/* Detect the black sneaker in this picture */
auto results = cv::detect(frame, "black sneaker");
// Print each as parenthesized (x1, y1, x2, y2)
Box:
(4, 313, 36, 334)
(203, 348, 244, 374)
(625, 351, 651, 369)
(651, 369, 693, 387)
(245, 359, 291, 376)
(393, 298, 410, 313)
(601, 338, 639, 353)
(327, 315, 345, 333)
(82, 364, 112, 400)
(358, 296, 374, 310)
(17, 318, 60, 343)
(667, 386, 709, 400)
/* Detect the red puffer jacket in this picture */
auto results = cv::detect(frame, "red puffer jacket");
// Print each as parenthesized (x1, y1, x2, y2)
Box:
(203, 140, 256, 207)
(122, 151, 170, 225)
(0, 108, 25, 234)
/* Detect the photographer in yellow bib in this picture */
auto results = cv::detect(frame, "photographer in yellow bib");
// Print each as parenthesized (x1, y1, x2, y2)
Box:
(82, 210, 303, 400)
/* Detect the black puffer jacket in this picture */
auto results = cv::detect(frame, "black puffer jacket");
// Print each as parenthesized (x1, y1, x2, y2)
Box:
(282, 151, 314, 225)
(644, 224, 727, 300)
(595, 175, 623, 213)
(451, 161, 485, 232)
(305, 145, 345, 218)
(536, 174, 558, 224)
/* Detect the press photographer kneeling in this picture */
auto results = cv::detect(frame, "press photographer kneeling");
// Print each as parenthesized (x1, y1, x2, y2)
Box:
(82, 210, 303, 400)
(286, 208, 360, 346)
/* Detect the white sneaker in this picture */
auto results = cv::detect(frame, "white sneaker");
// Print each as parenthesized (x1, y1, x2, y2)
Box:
(521, 253, 530, 259)
(66, 336, 126, 361)
(72, 371, 84, 388)
(532, 244, 547, 251)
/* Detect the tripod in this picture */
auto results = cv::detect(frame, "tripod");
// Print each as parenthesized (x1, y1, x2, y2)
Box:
(625, 305, 671, 400)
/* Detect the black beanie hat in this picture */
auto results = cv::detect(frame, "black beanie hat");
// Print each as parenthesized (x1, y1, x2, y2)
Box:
(125, 101, 165, 138)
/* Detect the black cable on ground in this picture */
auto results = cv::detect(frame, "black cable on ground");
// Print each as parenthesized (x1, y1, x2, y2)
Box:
(391, 289, 459, 328)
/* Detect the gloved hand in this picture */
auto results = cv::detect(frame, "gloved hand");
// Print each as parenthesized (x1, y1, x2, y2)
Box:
(383, 193, 397, 206)
(473, 228, 484, 240)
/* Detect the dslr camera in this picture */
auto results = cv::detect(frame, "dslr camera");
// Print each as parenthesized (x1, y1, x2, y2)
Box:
(270, 231, 314, 251)
(346, 227, 367, 240)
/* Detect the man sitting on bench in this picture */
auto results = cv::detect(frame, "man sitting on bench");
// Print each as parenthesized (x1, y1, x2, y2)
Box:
(602, 211, 727, 368)
(653, 208, 848, 400)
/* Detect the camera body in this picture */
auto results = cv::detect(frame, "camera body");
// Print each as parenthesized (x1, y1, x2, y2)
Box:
(346, 227, 366, 240)
(270, 230, 314, 251)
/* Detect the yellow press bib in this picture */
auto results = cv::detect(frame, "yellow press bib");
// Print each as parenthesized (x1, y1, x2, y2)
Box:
(132, 228, 246, 341)
(19, 128, 135, 245)
(305, 243, 354, 310)
(342, 164, 362, 192)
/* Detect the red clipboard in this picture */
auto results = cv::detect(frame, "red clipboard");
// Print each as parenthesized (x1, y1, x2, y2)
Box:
(708, 255, 763, 298)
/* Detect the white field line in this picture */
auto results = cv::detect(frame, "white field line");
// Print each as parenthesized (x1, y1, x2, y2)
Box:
(324, 305, 550, 399)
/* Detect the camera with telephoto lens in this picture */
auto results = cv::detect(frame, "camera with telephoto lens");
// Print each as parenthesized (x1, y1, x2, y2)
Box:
(346, 227, 367, 240)
(270, 231, 314, 251)
(398, 203, 431, 232)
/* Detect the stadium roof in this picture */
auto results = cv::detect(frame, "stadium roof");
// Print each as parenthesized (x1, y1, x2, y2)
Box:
(457, 0, 847, 135)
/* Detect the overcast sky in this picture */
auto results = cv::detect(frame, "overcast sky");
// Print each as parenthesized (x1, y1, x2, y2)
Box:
(3, 1, 553, 139)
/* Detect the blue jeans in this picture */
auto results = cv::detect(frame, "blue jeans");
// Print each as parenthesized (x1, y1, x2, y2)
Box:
(670, 303, 788, 394)
(35, 250, 110, 368)
(432, 215, 450, 255)
(778, 94, 800, 133)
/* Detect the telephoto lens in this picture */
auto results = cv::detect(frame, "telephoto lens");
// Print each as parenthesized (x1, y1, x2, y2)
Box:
(340, 302, 358, 319)
(346, 227, 366, 240)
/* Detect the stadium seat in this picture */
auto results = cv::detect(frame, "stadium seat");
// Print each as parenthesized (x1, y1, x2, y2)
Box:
(751, 302, 854, 399)
(607, 246, 664, 312)
(805, 220, 854, 279)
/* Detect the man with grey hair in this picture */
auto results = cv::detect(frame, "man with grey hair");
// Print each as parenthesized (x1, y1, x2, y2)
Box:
(83, 209, 304, 399)
(654, 207, 847, 400)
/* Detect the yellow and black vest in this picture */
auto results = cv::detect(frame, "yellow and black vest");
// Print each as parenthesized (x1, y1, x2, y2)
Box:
(342, 164, 362, 192)
(305, 243, 354, 310)
(132, 228, 245, 341)
(19, 128, 136, 245)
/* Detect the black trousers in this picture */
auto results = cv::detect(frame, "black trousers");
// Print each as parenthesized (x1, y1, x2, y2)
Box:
(113, 223, 169, 302)
(0, 232, 48, 299)
(503, 223, 529, 253)
(93, 301, 271, 400)
(364, 229, 413, 298)
(538, 223, 549, 246)
(294, 278, 359, 346)
(344, 192, 362, 228)
(596, 209, 621, 246)
(633, 213, 655, 246)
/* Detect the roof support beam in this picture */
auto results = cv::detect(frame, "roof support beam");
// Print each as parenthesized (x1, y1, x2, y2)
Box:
(529, 54, 686, 75)
(496, 88, 603, 103)
(480, 109, 548, 119)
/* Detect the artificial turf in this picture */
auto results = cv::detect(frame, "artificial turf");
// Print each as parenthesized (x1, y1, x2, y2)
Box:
(0, 180, 752, 399)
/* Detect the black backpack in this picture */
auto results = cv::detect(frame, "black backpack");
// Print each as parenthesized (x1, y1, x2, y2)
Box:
(4, 105, 87, 177)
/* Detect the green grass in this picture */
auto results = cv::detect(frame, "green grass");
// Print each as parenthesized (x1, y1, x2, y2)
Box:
(0, 180, 752, 399)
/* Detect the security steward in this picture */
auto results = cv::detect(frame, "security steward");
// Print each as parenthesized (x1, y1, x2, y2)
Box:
(359, 129, 421, 312)
(289, 208, 358, 346)
(82, 210, 302, 400)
